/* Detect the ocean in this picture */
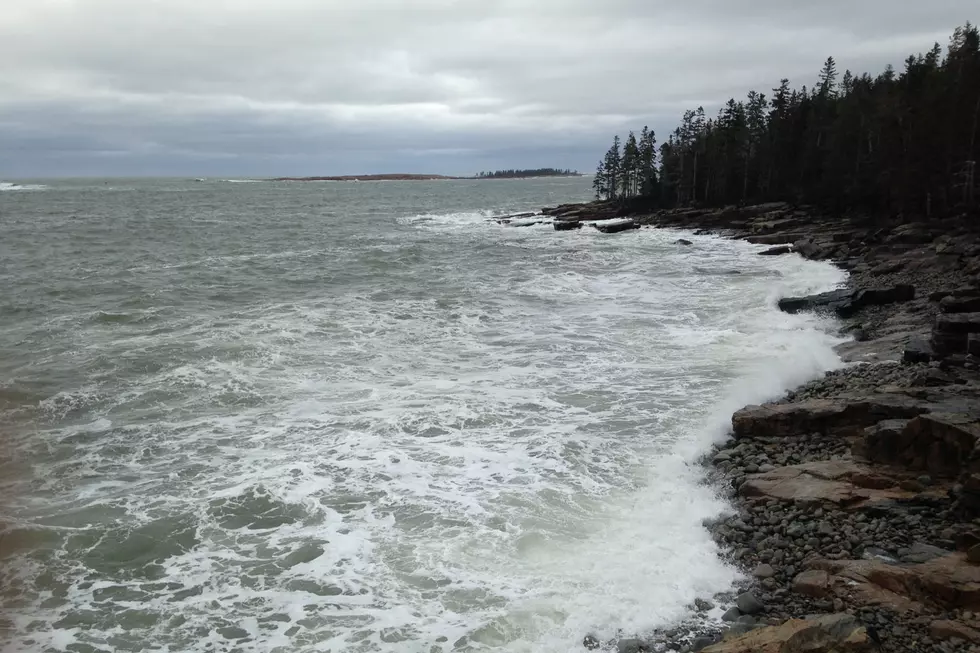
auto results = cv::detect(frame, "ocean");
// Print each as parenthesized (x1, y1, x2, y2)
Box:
(0, 177, 847, 652)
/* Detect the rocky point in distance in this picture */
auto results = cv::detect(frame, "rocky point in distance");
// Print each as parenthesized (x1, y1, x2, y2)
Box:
(519, 198, 980, 653)
(273, 168, 583, 182)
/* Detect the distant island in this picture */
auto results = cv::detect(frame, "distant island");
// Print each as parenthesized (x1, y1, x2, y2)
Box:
(473, 168, 582, 179)
(273, 174, 454, 182)
(273, 168, 582, 182)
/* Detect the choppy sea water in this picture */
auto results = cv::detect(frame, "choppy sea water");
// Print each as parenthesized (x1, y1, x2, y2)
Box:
(0, 177, 847, 652)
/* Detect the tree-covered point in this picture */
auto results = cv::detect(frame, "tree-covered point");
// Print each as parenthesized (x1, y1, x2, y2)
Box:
(475, 168, 581, 178)
(595, 23, 980, 219)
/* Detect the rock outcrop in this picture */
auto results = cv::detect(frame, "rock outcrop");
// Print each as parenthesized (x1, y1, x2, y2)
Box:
(700, 614, 871, 653)
(778, 285, 915, 318)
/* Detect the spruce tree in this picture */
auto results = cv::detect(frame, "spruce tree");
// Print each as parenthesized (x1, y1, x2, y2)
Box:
(603, 136, 622, 200)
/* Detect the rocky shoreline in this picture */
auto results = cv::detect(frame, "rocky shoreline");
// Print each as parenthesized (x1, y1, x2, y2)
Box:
(543, 202, 980, 652)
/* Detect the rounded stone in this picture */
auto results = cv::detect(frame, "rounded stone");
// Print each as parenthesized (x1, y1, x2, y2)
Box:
(736, 591, 765, 615)
(752, 563, 776, 579)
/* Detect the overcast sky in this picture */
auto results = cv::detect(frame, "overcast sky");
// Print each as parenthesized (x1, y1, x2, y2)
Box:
(0, 1, 975, 177)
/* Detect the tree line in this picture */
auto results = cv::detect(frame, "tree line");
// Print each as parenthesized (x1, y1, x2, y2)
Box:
(594, 23, 980, 219)
(475, 168, 580, 179)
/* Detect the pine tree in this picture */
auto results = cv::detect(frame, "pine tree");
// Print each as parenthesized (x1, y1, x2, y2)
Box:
(638, 126, 658, 197)
(593, 160, 608, 200)
(622, 132, 640, 198)
(818, 56, 838, 98)
(603, 136, 622, 200)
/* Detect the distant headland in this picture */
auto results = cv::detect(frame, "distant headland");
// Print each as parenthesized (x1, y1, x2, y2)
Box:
(472, 168, 582, 179)
(273, 168, 582, 182)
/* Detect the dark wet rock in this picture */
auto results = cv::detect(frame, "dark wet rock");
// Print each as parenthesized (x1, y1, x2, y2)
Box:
(694, 598, 716, 612)
(554, 219, 583, 231)
(583, 634, 601, 650)
(940, 295, 980, 314)
(903, 337, 935, 364)
(778, 285, 914, 318)
(721, 607, 742, 622)
(759, 245, 793, 256)
(736, 592, 764, 615)
(617, 638, 647, 653)
(753, 564, 776, 579)
(778, 289, 854, 316)
(676, 238, 694, 245)
(218, 626, 250, 640)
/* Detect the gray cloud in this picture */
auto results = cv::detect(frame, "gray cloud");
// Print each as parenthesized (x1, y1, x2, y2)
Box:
(0, 0, 975, 176)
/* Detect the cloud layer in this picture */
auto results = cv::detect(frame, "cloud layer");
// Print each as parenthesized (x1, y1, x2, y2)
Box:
(1, 1, 975, 176)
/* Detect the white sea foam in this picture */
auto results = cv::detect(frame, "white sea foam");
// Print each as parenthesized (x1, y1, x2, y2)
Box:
(4, 209, 849, 653)
(0, 181, 47, 191)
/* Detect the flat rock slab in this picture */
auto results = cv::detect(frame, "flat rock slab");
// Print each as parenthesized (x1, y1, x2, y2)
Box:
(593, 219, 640, 234)
(931, 619, 980, 644)
(778, 285, 915, 318)
(758, 245, 793, 256)
(732, 397, 928, 439)
(811, 552, 980, 613)
(940, 295, 980, 314)
(701, 613, 870, 653)
(738, 460, 915, 507)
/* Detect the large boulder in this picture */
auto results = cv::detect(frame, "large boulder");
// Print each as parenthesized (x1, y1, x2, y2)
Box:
(852, 285, 915, 306)
(862, 413, 980, 478)
(792, 570, 832, 598)
(732, 397, 927, 439)
(940, 295, 980, 314)
(902, 337, 935, 364)
(933, 312, 980, 356)
(593, 219, 640, 234)
(811, 552, 980, 612)
(758, 245, 793, 256)
(700, 614, 870, 653)
(778, 289, 854, 316)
